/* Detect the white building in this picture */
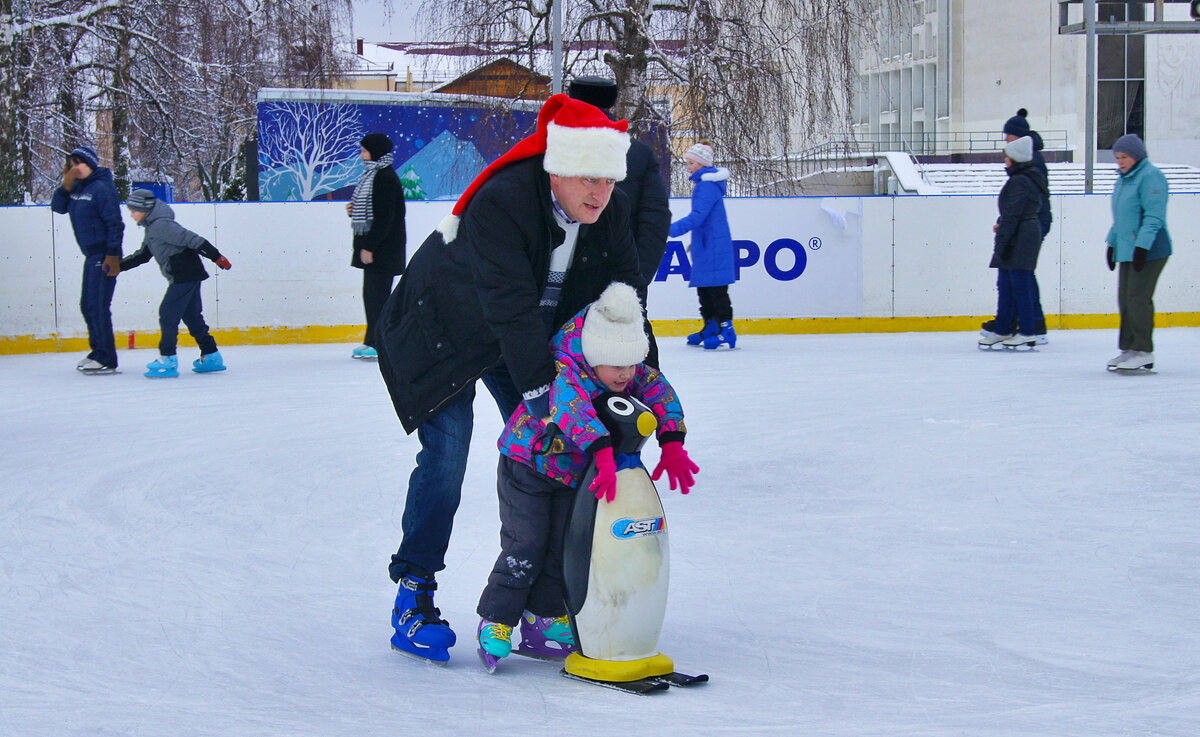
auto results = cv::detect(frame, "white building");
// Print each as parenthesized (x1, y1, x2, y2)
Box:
(854, 0, 1200, 167)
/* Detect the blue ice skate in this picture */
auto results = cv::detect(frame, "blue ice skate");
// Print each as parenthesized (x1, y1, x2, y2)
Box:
(390, 574, 456, 664)
(703, 320, 737, 350)
(351, 344, 378, 360)
(144, 355, 179, 378)
(686, 321, 718, 346)
(192, 351, 226, 373)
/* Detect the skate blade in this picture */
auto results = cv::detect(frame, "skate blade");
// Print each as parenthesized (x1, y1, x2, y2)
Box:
(513, 645, 571, 662)
(477, 647, 500, 674)
(81, 368, 120, 375)
(1113, 367, 1156, 375)
(390, 640, 449, 666)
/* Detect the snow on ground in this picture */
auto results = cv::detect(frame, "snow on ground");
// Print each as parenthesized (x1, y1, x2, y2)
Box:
(3, 329, 1199, 737)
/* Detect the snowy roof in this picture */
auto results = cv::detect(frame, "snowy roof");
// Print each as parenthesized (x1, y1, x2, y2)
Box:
(917, 162, 1200, 195)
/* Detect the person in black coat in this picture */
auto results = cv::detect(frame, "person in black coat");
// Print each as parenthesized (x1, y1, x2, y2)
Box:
(375, 95, 644, 663)
(568, 76, 670, 367)
(986, 108, 1052, 341)
(347, 133, 406, 359)
(979, 136, 1048, 349)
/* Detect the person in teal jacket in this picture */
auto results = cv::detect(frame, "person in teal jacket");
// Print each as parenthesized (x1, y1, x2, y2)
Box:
(1104, 134, 1172, 372)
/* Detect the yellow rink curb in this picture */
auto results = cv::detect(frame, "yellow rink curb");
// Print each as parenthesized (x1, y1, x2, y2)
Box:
(4, 313, 1199, 355)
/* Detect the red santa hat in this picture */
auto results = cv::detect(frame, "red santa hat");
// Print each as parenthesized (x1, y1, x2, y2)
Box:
(437, 94, 630, 242)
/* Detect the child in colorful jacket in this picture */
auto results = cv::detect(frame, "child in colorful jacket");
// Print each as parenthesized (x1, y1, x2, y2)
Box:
(475, 282, 698, 668)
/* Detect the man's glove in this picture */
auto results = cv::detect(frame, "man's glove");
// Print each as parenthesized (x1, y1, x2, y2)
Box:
(215, 256, 232, 270)
(651, 441, 699, 495)
(589, 446, 617, 504)
(101, 255, 121, 276)
(1106, 247, 1115, 271)
(62, 164, 77, 192)
(1132, 247, 1147, 272)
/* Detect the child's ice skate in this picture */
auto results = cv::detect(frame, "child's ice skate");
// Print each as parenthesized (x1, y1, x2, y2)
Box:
(686, 320, 718, 346)
(144, 355, 179, 378)
(703, 320, 737, 350)
(192, 351, 226, 373)
(390, 574, 456, 664)
(352, 344, 378, 360)
(515, 612, 576, 660)
(476, 619, 512, 674)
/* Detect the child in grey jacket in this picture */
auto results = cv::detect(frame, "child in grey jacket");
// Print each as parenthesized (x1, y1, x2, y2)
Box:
(120, 189, 232, 378)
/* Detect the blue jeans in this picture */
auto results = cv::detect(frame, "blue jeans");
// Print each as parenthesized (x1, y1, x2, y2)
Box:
(81, 253, 118, 368)
(994, 268, 1040, 336)
(389, 364, 523, 582)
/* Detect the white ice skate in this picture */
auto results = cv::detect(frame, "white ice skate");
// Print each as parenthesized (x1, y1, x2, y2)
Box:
(1001, 334, 1037, 350)
(978, 330, 1012, 350)
(1111, 351, 1154, 374)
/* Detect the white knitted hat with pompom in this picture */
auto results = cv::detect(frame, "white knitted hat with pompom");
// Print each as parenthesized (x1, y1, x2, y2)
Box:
(581, 282, 648, 367)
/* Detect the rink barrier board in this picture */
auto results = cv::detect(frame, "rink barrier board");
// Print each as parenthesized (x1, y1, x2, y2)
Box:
(5, 312, 1200, 356)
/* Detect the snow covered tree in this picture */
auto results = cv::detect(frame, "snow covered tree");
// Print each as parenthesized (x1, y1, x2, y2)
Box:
(415, 0, 902, 194)
(0, 0, 352, 205)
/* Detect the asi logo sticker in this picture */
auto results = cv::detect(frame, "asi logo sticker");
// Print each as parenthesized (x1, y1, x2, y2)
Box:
(611, 517, 666, 539)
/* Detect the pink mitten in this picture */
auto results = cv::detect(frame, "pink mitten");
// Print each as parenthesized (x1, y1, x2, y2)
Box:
(651, 441, 698, 494)
(589, 446, 617, 503)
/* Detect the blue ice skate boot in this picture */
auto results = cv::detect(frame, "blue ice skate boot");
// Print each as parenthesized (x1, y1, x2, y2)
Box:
(686, 321, 718, 346)
(390, 574, 456, 664)
(476, 619, 512, 672)
(351, 344, 378, 360)
(703, 320, 737, 350)
(144, 355, 179, 378)
(192, 351, 226, 373)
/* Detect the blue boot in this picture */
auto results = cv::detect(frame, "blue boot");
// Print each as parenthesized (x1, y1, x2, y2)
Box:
(144, 355, 179, 378)
(686, 321, 718, 346)
(391, 574, 456, 664)
(703, 321, 737, 350)
(192, 351, 226, 373)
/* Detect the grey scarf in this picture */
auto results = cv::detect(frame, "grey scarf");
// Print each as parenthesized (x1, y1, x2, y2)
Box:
(350, 152, 394, 235)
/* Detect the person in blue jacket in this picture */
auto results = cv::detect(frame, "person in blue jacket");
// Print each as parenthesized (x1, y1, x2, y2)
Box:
(51, 146, 124, 374)
(1105, 134, 1172, 373)
(670, 141, 736, 349)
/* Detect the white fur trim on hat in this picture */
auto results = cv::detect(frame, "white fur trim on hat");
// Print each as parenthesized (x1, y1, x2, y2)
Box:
(543, 122, 630, 181)
(581, 282, 649, 367)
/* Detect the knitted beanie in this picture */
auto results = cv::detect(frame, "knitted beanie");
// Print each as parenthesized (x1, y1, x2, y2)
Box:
(70, 146, 100, 170)
(1004, 136, 1034, 164)
(126, 188, 156, 212)
(360, 133, 394, 161)
(581, 282, 649, 368)
(436, 94, 630, 243)
(1112, 134, 1147, 162)
(568, 76, 619, 110)
(1003, 109, 1032, 137)
(684, 142, 714, 167)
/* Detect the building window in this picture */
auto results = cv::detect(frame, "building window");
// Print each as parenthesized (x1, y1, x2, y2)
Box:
(1096, 2, 1145, 149)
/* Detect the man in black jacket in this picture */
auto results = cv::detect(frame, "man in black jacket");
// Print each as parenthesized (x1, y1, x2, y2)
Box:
(569, 76, 670, 366)
(376, 94, 644, 664)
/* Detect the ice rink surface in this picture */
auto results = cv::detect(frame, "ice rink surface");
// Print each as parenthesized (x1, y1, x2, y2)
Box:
(3, 329, 1199, 736)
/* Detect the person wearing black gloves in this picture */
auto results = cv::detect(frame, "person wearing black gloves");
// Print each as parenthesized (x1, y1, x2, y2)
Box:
(120, 189, 232, 378)
(51, 145, 125, 374)
(1104, 134, 1172, 373)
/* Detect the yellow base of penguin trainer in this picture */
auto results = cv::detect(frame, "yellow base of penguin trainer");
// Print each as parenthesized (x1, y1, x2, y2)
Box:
(564, 652, 674, 682)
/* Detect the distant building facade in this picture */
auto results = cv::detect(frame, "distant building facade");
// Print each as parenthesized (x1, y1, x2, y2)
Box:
(854, 0, 1200, 166)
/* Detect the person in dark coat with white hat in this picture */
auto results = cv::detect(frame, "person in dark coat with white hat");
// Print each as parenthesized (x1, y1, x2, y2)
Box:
(981, 108, 1052, 343)
(979, 136, 1047, 349)
(375, 94, 644, 664)
(347, 132, 406, 360)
